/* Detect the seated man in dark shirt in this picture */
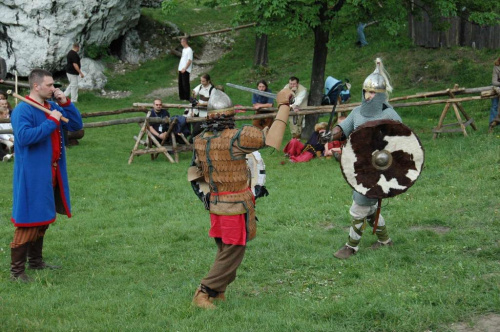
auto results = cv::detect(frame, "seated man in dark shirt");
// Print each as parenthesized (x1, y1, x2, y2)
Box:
(148, 98, 170, 142)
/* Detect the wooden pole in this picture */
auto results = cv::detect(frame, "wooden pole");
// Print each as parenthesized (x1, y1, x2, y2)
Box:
(81, 108, 147, 118)
(172, 23, 256, 40)
(83, 117, 169, 128)
(0, 79, 30, 89)
(9, 90, 69, 123)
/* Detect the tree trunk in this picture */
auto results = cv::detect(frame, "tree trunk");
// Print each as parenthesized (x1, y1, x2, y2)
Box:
(254, 33, 268, 67)
(302, 24, 329, 139)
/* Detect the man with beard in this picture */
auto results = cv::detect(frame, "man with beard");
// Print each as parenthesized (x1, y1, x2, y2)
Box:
(283, 76, 308, 139)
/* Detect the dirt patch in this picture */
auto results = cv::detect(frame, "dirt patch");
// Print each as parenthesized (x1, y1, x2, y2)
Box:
(409, 226, 451, 234)
(449, 313, 500, 332)
(319, 223, 335, 231)
(99, 90, 132, 99)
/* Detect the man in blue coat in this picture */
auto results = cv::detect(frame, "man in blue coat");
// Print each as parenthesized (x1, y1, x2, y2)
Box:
(10, 68, 83, 282)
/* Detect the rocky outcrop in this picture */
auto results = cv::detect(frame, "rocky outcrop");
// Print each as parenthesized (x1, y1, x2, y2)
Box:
(79, 58, 107, 90)
(117, 16, 180, 65)
(141, 0, 163, 8)
(0, 0, 142, 76)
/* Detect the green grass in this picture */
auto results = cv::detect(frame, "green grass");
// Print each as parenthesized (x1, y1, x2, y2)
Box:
(1, 2, 500, 331)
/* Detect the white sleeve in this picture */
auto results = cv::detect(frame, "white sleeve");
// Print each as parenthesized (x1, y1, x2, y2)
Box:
(293, 88, 307, 107)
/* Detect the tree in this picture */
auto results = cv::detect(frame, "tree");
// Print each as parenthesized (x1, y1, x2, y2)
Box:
(254, 33, 269, 67)
(168, 0, 499, 136)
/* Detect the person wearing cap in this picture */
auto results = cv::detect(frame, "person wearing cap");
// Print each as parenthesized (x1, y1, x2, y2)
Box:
(188, 88, 293, 309)
(327, 58, 402, 259)
(9, 69, 82, 282)
(64, 43, 84, 103)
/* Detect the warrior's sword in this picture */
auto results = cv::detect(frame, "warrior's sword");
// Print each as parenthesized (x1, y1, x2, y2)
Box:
(226, 83, 277, 99)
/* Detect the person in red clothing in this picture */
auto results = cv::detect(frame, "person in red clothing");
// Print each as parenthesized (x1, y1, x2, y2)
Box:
(189, 88, 292, 309)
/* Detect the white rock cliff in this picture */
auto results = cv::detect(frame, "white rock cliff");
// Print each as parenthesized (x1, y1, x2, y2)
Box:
(0, 0, 141, 77)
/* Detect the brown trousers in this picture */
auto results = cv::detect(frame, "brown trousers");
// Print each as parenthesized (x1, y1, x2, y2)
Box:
(201, 238, 246, 293)
(252, 111, 273, 130)
(11, 225, 49, 249)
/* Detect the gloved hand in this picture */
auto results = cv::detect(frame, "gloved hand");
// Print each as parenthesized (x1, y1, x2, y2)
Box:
(319, 131, 332, 144)
(277, 88, 294, 106)
(189, 97, 198, 107)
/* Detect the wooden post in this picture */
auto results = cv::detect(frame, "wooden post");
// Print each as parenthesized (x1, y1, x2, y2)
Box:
(128, 111, 152, 164)
(432, 88, 477, 139)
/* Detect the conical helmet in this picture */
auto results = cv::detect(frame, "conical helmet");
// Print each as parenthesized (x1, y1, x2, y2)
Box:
(362, 58, 393, 93)
(207, 89, 235, 119)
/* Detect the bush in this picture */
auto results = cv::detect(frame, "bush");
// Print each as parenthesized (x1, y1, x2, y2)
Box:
(85, 44, 109, 60)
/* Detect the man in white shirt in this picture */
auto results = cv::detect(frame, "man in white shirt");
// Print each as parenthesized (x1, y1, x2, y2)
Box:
(178, 38, 193, 101)
(283, 76, 308, 139)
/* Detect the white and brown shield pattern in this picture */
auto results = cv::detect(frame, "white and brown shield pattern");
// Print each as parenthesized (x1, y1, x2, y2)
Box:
(340, 120, 424, 199)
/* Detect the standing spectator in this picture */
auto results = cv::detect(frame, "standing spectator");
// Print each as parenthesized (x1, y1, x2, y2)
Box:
(178, 37, 193, 101)
(64, 43, 84, 103)
(489, 56, 500, 130)
(187, 74, 214, 137)
(283, 76, 308, 139)
(9, 69, 83, 282)
(0, 56, 7, 83)
(148, 98, 170, 142)
(191, 74, 214, 116)
(252, 79, 274, 129)
(356, 21, 377, 47)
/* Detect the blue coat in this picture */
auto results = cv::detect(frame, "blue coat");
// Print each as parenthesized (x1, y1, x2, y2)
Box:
(11, 99, 83, 227)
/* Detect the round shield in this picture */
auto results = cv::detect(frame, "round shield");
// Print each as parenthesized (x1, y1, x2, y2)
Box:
(340, 119, 424, 199)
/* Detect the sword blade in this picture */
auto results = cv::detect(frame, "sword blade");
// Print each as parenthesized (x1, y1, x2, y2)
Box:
(226, 83, 277, 99)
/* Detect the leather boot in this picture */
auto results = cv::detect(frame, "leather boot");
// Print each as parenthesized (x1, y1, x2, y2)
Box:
(370, 239, 394, 250)
(11, 244, 32, 282)
(27, 237, 60, 270)
(334, 245, 356, 259)
(192, 287, 216, 309)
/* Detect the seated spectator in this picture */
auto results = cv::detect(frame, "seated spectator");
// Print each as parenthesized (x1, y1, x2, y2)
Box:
(0, 90, 13, 115)
(283, 122, 327, 163)
(148, 98, 171, 143)
(0, 106, 14, 162)
(323, 116, 346, 161)
(186, 74, 215, 137)
(252, 79, 275, 129)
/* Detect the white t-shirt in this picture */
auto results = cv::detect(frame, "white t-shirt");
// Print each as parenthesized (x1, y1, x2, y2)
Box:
(178, 47, 193, 73)
(190, 84, 214, 117)
(193, 84, 213, 104)
(0, 122, 14, 142)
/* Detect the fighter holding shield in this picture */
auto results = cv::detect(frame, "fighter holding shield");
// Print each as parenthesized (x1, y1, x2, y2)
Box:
(323, 58, 424, 259)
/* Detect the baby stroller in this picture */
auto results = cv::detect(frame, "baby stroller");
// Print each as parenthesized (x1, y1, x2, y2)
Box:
(321, 76, 351, 106)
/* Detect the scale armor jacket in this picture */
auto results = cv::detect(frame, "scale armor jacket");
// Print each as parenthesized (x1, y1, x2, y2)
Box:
(193, 125, 266, 241)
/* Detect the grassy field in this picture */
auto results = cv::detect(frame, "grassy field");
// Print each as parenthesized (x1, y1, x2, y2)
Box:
(1, 3, 499, 332)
